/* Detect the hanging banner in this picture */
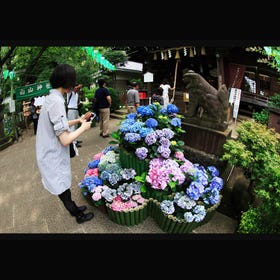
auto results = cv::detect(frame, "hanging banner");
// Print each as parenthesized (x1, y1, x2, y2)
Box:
(229, 87, 241, 105)
(15, 81, 51, 101)
(232, 89, 242, 119)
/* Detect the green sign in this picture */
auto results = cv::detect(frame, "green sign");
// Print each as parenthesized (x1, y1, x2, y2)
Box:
(15, 81, 52, 101)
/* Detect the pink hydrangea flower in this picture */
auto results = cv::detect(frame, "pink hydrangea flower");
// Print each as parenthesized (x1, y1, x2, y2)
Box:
(93, 152, 104, 160)
(137, 197, 145, 204)
(92, 192, 102, 201)
(174, 151, 185, 161)
(86, 168, 98, 176)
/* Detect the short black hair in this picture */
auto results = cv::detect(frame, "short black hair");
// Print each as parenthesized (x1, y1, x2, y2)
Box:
(31, 97, 35, 103)
(49, 64, 76, 89)
(156, 87, 163, 96)
(98, 79, 106, 87)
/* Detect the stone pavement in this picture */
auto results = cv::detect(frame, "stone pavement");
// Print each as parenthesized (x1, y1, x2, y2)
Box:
(0, 118, 237, 235)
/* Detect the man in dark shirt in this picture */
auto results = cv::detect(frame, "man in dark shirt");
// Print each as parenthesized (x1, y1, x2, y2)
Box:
(94, 79, 112, 137)
(29, 97, 39, 135)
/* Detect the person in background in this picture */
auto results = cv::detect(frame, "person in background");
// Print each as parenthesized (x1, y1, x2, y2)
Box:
(36, 64, 94, 224)
(127, 82, 140, 113)
(151, 87, 164, 105)
(160, 80, 175, 107)
(29, 97, 39, 135)
(94, 78, 112, 138)
(66, 83, 83, 148)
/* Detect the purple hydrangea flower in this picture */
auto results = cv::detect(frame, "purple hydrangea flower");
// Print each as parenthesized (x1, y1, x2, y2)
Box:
(124, 132, 141, 142)
(135, 147, 148, 160)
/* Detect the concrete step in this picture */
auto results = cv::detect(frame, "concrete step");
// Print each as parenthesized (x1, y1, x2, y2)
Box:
(110, 108, 128, 120)
(110, 113, 126, 120)
(114, 108, 128, 115)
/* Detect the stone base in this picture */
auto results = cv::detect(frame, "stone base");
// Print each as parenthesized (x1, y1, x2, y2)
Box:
(183, 145, 227, 172)
(181, 121, 233, 157)
(184, 116, 229, 132)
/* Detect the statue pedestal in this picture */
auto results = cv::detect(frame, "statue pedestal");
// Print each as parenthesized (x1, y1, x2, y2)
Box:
(181, 121, 232, 168)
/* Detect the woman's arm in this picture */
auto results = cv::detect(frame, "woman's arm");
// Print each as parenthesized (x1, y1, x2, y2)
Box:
(60, 111, 93, 146)
(59, 120, 91, 146)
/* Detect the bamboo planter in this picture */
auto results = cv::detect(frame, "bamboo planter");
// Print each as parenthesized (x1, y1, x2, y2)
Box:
(152, 198, 221, 234)
(119, 146, 149, 175)
(106, 200, 149, 226)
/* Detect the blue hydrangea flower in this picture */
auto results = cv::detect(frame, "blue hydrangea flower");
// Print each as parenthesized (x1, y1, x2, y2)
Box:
(160, 200, 175, 215)
(102, 145, 117, 154)
(209, 176, 223, 191)
(186, 181, 205, 200)
(102, 188, 117, 202)
(121, 168, 136, 180)
(88, 159, 100, 169)
(166, 104, 179, 114)
(170, 117, 181, 127)
(184, 212, 195, 223)
(207, 166, 220, 177)
(145, 118, 158, 128)
(126, 113, 137, 119)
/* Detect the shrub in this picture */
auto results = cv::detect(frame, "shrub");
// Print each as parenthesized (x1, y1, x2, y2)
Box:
(268, 93, 280, 109)
(222, 120, 280, 233)
(252, 109, 269, 126)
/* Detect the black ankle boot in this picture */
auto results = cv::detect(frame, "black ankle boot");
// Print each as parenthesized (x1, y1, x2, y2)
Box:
(70, 205, 87, 216)
(76, 212, 94, 224)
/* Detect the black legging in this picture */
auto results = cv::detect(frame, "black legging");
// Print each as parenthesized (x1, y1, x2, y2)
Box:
(58, 189, 80, 216)
(33, 118, 38, 135)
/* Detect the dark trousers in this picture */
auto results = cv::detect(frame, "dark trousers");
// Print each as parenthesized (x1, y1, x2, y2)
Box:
(58, 189, 80, 216)
(32, 118, 38, 135)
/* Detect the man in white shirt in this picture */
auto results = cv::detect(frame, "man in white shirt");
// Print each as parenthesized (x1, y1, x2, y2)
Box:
(66, 83, 83, 147)
(160, 80, 175, 107)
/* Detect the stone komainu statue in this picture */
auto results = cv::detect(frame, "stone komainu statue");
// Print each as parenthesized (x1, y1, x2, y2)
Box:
(183, 70, 229, 124)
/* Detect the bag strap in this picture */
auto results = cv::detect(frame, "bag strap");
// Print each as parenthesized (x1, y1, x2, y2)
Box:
(67, 92, 73, 106)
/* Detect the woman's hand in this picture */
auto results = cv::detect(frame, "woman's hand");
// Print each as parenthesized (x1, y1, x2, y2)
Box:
(80, 120, 92, 131)
(80, 111, 93, 123)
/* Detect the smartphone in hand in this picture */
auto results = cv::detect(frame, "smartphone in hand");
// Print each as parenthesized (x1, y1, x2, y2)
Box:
(86, 112, 96, 122)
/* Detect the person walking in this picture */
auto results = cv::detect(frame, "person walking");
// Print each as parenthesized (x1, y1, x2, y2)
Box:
(94, 78, 112, 138)
(126, 82, 140, 113)
(36, 64, 94, 224)
(29, 97, 39, 135)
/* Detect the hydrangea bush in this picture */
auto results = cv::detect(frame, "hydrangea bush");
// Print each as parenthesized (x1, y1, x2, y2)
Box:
(78, 146, 147, 211)
(77, 103, 224, 231)
(111, 103, 186, 160)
